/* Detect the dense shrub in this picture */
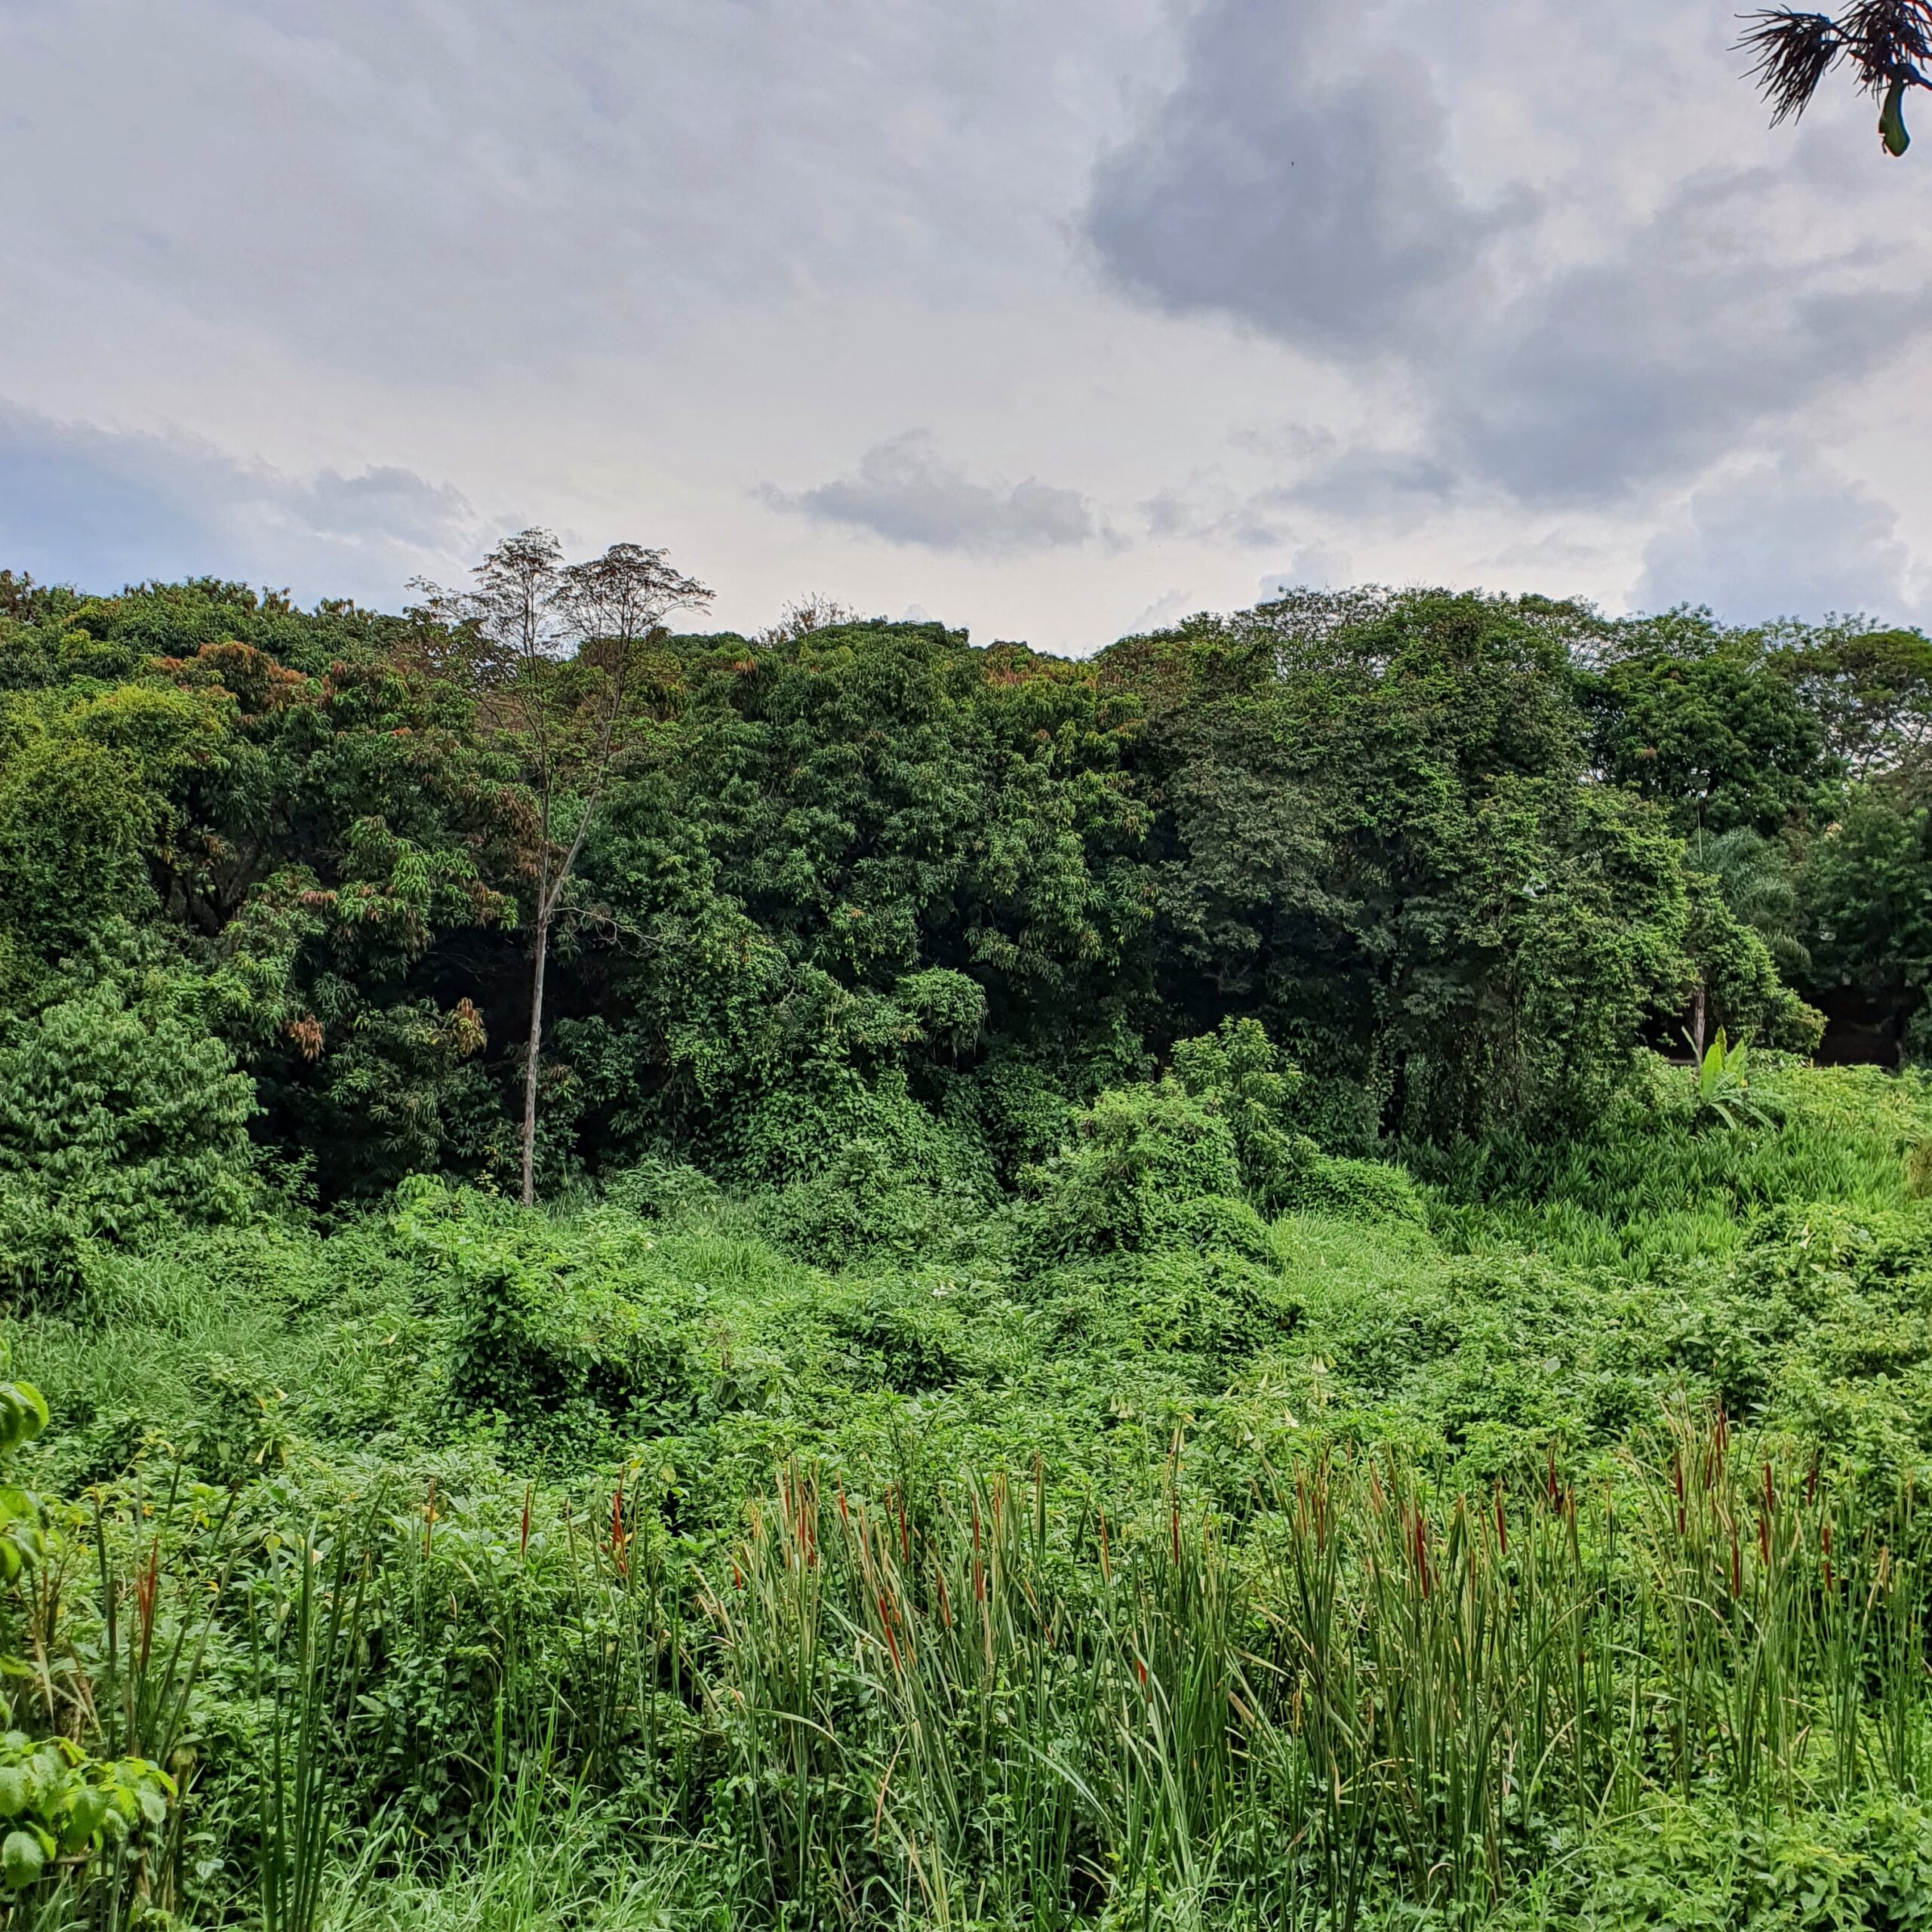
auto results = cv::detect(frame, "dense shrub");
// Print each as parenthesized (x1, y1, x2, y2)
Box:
(1020, 1080, 1260, 1258)
(405, 1185, 706, 1459)
(0, 975, 256, 1297)
(0, 1058, 1925, 1925)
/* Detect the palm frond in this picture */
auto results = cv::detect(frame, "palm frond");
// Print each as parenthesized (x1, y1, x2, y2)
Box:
(1838, 0, 1932, 89)
(1739, 8, 1844, 121)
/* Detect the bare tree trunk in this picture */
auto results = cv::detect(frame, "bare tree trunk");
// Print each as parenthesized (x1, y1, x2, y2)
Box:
(1691, 977, 1707, 1063)
(521, 912, 549, 1207)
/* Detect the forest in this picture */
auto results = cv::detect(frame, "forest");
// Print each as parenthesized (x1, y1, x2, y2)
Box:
(5, 558, 1932, 1927)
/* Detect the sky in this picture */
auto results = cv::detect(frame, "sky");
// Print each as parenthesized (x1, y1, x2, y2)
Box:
(2, 0, 1929, 652)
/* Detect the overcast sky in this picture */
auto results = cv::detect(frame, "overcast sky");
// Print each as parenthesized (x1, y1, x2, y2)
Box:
(2, 0, 1928, 651)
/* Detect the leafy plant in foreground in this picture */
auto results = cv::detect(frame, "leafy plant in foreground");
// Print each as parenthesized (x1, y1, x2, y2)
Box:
(0, 1371, 186, 1926)
(1689, 1027, 1775, 1132)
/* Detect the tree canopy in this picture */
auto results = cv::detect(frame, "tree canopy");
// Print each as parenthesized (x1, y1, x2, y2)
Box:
(5, 571, 1925, 1225)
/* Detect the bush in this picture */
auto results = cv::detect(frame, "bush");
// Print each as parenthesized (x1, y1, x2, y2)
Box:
(0, 977, 257, 1297)
(1276, 1151, 1423, 1223)
(602, 1156, 721, 1222)
(821, 1278, 976, 1392)
(720, 1064, 989, 1197)
(1021, 1080, 1249, 1258)
(702, 1063, 996, 1269)
(1171, 1017, 1308, 1211)
(404, 1184, 706, 1460)
(758, 1139, 965, 1267)
(1053, 1244, 1303, 1364)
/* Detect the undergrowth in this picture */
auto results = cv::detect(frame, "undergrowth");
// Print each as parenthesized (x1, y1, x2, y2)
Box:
(4, 1056, 1932, 1927)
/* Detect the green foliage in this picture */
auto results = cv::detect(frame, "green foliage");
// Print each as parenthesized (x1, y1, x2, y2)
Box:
(1583, 612, 1829, 837)
(0, 972, 257, 1297)
(1690, 1028, 1773, 1131)
(1113, 591, 1699, 1139)
(186, 1352, 294, 1482)
(1774, 620, 1932, 779)
(0, 1360, 183, 1915)
(600, 1155, 721, 1222)
(408, 1184, 706, 1460)
(0, 724, 155, 1004)
(1492, 1789, 1932, 1929)
(13, 561, 1932, 1924)
(1020, 1078, 1267, 1261)
(2, 574, 1869, 1186)
(1171, 1016, 1306, 1208)
(0, 1061, 1930, 1924)
(1700, 823, 1809, 970)
(1170, 1017, 1423, 1222)
(0, 598, 524, 1202)
(757, 1136, 968, 1267)
(0, 1367, 46, 1586)
(0, 1734, 173, 1890)
(1687, 869, 1826, 1052)
(1279, 1147, 1424, 1221)
(1800, 780, 1932, 1060)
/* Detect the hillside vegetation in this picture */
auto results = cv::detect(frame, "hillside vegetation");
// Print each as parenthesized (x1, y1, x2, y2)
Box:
(4, 566, 1932, 1927)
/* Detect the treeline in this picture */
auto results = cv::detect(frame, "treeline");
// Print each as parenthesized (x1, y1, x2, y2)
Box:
(0, 561, 1926, 1226)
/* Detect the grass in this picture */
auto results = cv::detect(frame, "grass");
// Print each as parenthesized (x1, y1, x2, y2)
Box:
(693, 1415, 1931, 1923)
(28, 1408, 1932, 1927)
(7, 1056, 1932, 1926)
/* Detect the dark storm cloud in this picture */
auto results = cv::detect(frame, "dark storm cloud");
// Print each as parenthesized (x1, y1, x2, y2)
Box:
(0, 406, 485, 601)
(1084, 0, 1518, 351)
(761, 433, 1101, 555)
(1086, 0, 1932, 514)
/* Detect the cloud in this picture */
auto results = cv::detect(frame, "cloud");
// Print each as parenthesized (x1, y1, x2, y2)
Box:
(1631, 454, 1926, 626)
(5, 0, 1930, 645)
(1438, 171, 1913, 503)
(1261, 541, 1353, 596)
(1085, 0, 1932, 512)
(1281, 446, 1458, 521)
(1143, 480, 1295, 549)
(1085, 0, 1518, 351)
(1144, 446, 1451, 549)
(761, 432, 1102, 555)
(1123, 586, 1202, 634)
(0, 405, 489, 603)
(0, 0, 1146, 381)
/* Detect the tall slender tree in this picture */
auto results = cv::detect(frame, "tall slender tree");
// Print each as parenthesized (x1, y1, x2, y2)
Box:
(417, 531, 710, 1202)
